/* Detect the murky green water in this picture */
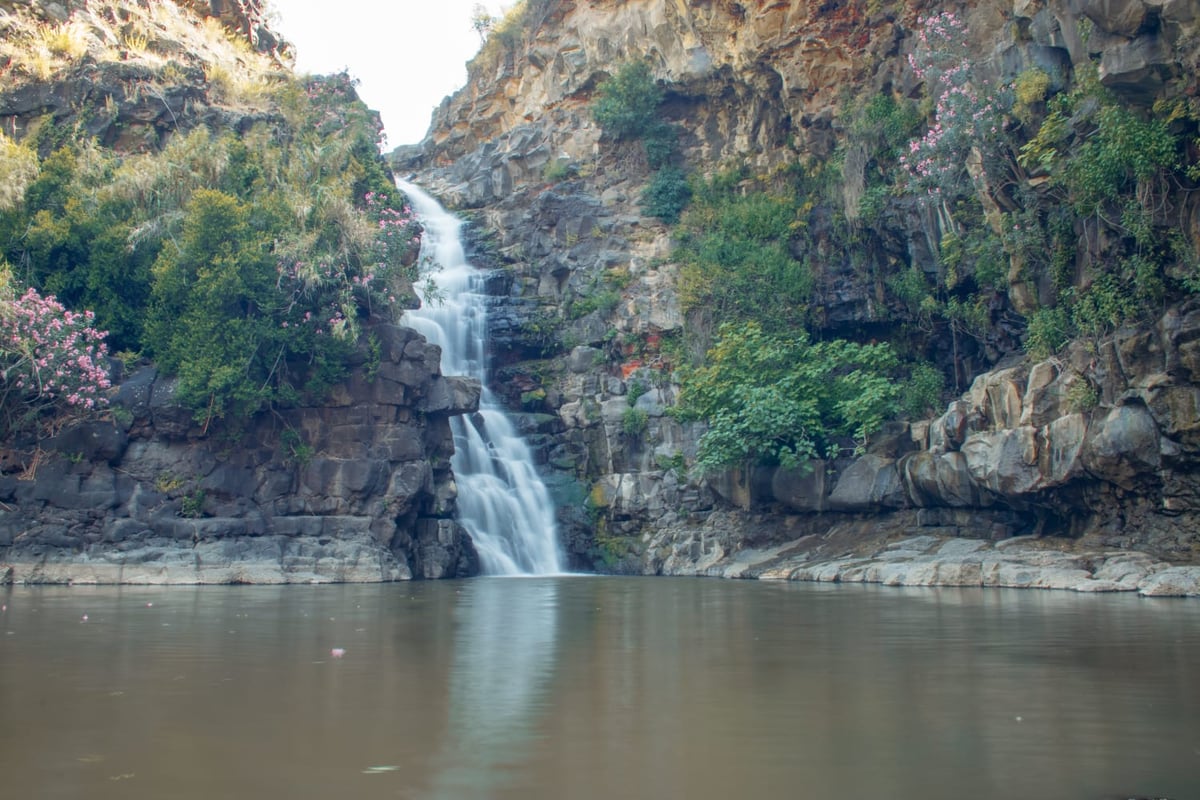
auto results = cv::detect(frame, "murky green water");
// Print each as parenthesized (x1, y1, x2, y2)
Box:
(1, 578, 1197, 799)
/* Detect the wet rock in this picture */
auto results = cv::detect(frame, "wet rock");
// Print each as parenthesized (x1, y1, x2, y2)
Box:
(413, 518, 480, 579)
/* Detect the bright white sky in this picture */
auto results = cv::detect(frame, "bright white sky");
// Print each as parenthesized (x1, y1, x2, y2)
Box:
(268, 0, 510, 146)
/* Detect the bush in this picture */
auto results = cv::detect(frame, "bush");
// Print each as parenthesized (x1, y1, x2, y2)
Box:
(674, 322, 901, 469)
(622, 407, 648, 437)
(0, 72, 422, 430)
(1023, 305, 1071, 358)
(1064, 104, 1178, 215)
(592, 61, 662, 140)
(0, 268, 111, 435)
(676, 177, 810, 331)
(641, 167, 692, 223)
(901, 362, 945, 418)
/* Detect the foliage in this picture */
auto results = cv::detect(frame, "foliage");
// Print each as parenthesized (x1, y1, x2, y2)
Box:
(1065, 378, 1099, 413)
(0, 265, 111, 436)
(676, 174, 810, 332)
(592, 61, 663, 141)
(180, 488, 206, 518)
(900, 12, 1008, 201)
(1023, 305, 1071, 359)
(1011, 68, 1051, 125)
(900, 362, 945, 418)
(0, 133, 39, 211)
(852, 93, 924, 163)
(674, 322, 901, 469)
(641, 167, 692, 223)
(621, 407, 649, 437)
(470, 3, 495, 42)
(1062, 104, 1178, 216)
(0, 68, 421, 431)
(592, 60, 690, 220)
(626, 379, 648, 406)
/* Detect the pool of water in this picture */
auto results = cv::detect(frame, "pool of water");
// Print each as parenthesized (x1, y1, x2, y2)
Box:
(1, 578, 1197, 799)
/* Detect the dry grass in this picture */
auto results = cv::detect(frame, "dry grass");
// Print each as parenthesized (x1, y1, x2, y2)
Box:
(0, 1, 283, 113)
(0, 133, 39, 211)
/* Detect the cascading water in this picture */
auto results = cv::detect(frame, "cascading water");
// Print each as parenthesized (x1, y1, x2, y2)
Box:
(397, 180, 563, 576)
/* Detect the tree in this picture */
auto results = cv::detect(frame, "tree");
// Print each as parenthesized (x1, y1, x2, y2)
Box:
(674, 322, 901, 470)
(470, 4, 495, 42)
(592, 60, 663, 140)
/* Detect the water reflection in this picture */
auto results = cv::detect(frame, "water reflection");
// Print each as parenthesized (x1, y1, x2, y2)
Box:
(426, 578, 559, 799)
(1, 580, 1197, 800)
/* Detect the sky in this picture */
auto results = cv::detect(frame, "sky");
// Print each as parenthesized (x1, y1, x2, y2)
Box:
(268, 0, 510, 146)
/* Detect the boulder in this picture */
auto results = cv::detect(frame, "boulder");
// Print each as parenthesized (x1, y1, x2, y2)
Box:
(50, 421, 128, 465)
(961, 427, 1041, 496)
(1080, 0, 1147, 36)
(1082, 403, 1161, 488)
(770, 462, 828, 512)
(1099, 33, 1174, 95)
(901, 451, 988, 508)
(828, 455, 906, 511)
(419, 376, 482, 415)
(1038, 413, 1089, 488)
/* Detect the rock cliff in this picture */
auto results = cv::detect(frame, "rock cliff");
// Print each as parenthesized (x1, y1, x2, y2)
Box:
(4, 321, 482, 585)
(397, 0, 1200, 591)
(0, 324, 481, 584)
(0, 0, 480, 582)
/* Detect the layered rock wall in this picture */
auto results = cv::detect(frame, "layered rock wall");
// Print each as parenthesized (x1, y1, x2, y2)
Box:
(398, 0, 1200, 582)
(0, 325, 481, 583)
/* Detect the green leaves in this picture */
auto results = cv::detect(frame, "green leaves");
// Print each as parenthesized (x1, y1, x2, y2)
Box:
(147, 189, 280, 422)
(0, 72, 421, 430)
(592, 61, 663, 141)
(1064, 104, 1178, 215)
(674, 322, 902, 470)
(676, 179, 810, 331)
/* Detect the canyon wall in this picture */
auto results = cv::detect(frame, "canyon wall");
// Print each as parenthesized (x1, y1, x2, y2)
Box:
(397, 0, 1200, 578)
(1, 324, 481, 584)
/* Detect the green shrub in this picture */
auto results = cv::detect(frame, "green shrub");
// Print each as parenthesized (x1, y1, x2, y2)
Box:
(1064, 104, 1178, 215)
(641, 167, 692, 223)
(901, 362, 945, 418)
(1023, 305, 1071, 358)
(622, 407, 648, 437)
(0, 72, 422, 430)
(626, 379, 648, 406)
(542, 159, 570, 181)
(1065, 379, 1100, 413)
(592, 60, 662, 140)
(674, 322, 901, 469)
(676, 178, 809, 331)
(643, 121, 677, 170)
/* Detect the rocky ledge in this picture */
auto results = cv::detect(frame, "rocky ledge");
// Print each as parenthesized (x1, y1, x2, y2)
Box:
(647, 511, 1200, 597)
(0, 324, 482, 585)
(759, 537, 1200, 597)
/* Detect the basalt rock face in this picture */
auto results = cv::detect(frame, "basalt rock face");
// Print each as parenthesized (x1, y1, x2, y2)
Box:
(0, 0, 279, 52)
(398, 0, 1200, 578)
(0, 0, 291, 153)
(0, 325, 482, 584)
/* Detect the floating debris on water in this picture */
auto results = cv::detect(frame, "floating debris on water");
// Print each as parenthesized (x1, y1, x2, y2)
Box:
(330, 647, 346, 658)
(362, 765, 399, 774)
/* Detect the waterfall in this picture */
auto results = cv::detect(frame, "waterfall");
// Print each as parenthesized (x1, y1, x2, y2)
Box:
(397, 180, 563, 576)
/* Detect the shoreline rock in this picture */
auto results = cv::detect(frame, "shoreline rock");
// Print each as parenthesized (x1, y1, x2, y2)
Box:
(7, 527, 1196, 597)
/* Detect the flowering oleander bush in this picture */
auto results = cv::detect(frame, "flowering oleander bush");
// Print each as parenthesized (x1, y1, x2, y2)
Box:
(899, 12, 1008, 200)
(1, 269, 110, 435)
(0, 67, 424, 431)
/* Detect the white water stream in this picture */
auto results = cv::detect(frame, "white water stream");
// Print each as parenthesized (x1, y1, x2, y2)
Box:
(397, 180, 563, 575)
